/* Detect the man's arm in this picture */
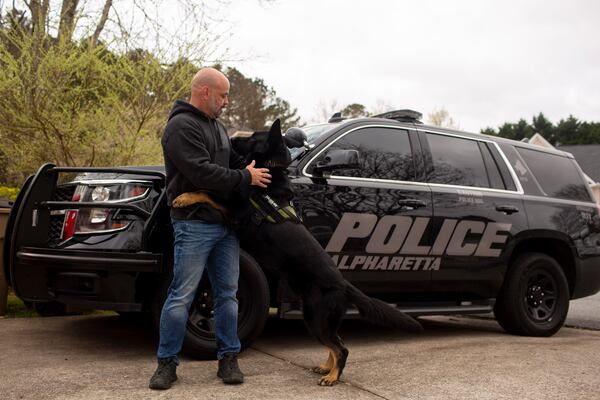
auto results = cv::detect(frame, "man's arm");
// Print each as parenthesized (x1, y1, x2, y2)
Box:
(164, 126, 251, 194)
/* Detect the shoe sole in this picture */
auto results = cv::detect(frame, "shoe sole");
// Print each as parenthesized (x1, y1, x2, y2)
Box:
(149, 376, 178, 390)
(217, 372, 244, 384)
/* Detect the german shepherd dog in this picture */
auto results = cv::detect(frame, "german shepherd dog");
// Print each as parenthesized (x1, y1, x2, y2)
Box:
(172, 120, 422, 386)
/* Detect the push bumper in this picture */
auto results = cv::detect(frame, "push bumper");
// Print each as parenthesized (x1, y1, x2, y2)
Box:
(13, 247, 162, 308)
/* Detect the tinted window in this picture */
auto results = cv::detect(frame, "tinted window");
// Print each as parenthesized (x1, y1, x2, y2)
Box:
(498, 143, 542, 195)
(516, 147, 592, 202)
(479, 142, 505, 190)
(425, 133, 489, 188)
(488, 143, 517, 191)
(309, 127, 415, 181)
(289, 123, 338, 160)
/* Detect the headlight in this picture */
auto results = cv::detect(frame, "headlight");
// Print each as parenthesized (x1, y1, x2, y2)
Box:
(61, 182, 151, 240)
(91, 186, 110, 202)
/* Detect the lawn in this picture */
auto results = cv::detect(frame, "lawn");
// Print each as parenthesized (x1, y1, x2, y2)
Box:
(3, 293, 38, 318)
(2, 292, 117, 318)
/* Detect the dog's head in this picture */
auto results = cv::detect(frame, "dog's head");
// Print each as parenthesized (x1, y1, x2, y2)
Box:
(232, 119, 292, 169)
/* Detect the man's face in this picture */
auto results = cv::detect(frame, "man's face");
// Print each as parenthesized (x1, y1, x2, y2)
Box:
(207, 80, 229, 119)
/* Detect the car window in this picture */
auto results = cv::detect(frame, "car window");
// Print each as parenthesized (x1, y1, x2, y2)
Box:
(424, 133, 490, 188)
(516, 147, 593, 202)
(498, 143, 543, 195)
(487, 142, 517, 191)
(289, 123, 338, 160)
(307, 127, 415, 181)
(479, 142, 505, 190)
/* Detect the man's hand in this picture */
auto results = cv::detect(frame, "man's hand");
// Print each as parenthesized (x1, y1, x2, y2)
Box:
(246, 160, 271, 188)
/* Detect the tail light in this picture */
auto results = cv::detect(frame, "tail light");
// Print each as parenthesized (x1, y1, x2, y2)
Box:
(61, 183, 150, 240)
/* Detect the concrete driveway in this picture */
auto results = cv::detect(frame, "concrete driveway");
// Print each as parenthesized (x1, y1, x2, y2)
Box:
(1, 314, 599, 400)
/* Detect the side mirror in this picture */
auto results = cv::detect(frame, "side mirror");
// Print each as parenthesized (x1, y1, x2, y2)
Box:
(284, 128, 308, 149)
(313, 149, 359, 173)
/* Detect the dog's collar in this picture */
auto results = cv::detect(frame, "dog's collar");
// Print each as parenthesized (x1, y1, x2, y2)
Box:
(262, 160, 289, 168)
(249, 193, 302, 225)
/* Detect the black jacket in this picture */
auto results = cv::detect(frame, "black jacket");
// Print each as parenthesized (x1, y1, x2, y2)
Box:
(161, 100, 250, 223)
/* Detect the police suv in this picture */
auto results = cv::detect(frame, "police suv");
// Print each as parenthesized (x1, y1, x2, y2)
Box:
(4, 110, 600, 357)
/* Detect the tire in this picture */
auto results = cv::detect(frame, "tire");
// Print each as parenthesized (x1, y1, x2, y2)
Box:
(33, 301, 67, 317)
(494, 252, 569, 337)
(152, 250, 270, 359)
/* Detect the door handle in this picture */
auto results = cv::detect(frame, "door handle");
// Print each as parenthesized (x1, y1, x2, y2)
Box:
(496, 205, 519, 215)
(397, 199, 427, 209)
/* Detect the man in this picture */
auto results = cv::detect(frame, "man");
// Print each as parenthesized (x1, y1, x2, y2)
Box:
(149, 67, 271, 390)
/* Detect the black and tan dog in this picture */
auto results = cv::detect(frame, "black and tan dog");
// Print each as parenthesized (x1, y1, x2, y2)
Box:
(172, 120, 422, 386)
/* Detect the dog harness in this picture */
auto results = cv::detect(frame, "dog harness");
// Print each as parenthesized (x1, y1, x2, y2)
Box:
(249, 193, 302, 225)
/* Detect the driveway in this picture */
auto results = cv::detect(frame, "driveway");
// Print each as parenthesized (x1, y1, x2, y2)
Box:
(0, 314, 599, 400)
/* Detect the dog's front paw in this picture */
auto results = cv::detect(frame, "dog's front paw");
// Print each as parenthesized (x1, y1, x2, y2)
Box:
(172, 193, 195, 208)
(318, 375, 339, 386)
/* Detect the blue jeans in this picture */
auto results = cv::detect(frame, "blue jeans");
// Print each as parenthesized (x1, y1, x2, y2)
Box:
(157, 219, 241, 361)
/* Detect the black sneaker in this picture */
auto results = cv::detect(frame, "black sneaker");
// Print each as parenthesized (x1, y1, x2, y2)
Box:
(149, 357, 178, 390)
(217, 353, 244, 384)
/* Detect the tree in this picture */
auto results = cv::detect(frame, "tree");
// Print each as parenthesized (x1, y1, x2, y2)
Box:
(0, 1, 221, 185)
(313, 99, 340, 123)
(0, 30, 196, 184)
(482, 114, 600, 146)
(370, 98, 395, 115)
(532, 112, 553, 138)
(554, 116, 581, 146)
(219, 66, 300, 132)
(427, 107, 458, 129)
(0, 2, 295, 186)
(342, 103, 368, 118)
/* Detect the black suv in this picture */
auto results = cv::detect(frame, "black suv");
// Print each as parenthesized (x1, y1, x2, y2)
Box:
(4, 110, 600, 357)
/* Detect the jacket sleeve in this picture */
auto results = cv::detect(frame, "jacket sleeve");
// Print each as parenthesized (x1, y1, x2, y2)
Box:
(163, 125, 251, 195)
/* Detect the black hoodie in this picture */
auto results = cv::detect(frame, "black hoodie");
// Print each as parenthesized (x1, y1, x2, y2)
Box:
(161, 100, 251, 223)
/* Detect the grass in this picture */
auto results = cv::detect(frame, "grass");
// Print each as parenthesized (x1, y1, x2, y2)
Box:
(1, 292, 117, 318)
(3, 293, 38, 318)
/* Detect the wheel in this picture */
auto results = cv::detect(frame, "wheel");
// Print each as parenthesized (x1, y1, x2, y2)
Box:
(33, 301, 67, 317)
(152, 250, 270, 359)
(494, 252, 569, 337)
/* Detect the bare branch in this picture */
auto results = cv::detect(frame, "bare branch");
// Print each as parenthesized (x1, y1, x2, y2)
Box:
(90, 0, 112, 47)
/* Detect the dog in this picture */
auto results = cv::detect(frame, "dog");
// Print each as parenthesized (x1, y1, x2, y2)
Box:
(172, 119, 423, 386)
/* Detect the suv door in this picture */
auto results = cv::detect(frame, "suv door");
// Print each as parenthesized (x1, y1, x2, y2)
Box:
(293, 124, 433, 299)
(418, 130, 528, 299)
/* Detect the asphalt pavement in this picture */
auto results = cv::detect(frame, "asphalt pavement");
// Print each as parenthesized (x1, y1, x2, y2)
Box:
(1, 308, 599, 400)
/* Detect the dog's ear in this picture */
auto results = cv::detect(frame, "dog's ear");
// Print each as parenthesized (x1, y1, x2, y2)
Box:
(231, 136, 251, 155)
(269, 119, 281, 135)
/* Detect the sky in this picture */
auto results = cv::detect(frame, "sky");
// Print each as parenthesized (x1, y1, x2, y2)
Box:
(212, 0, 600, 132)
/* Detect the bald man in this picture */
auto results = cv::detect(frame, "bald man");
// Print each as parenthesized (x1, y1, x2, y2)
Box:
(149, 68, 271, 390)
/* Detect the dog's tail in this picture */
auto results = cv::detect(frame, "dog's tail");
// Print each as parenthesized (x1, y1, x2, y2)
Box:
(344, 284, 423, 333)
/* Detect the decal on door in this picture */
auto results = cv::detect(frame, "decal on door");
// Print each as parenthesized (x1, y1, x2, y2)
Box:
(325, 213, 511, 271)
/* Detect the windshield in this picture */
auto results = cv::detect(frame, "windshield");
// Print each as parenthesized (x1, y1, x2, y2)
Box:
(289, 123, 338, 160)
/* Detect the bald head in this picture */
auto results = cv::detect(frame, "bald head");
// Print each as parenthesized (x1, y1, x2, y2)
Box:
(190, 67, 230, 119)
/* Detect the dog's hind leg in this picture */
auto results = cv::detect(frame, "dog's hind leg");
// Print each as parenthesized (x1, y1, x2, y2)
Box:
(303, 291, 349, 386)
(317, 336, 348, 386)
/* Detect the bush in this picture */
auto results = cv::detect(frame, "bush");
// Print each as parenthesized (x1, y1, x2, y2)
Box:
(0, 186, 18, 201)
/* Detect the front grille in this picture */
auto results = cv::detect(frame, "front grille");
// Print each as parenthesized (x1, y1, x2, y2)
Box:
(53, 185, 76, 201)
(47, 184, 76, 246)
(48, 215, 65, 246)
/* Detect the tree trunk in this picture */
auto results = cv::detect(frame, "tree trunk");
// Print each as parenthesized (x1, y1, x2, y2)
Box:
(58, 0, 79, 43)
(91, 0, 112, 47)
(27, 0, 49, 37)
